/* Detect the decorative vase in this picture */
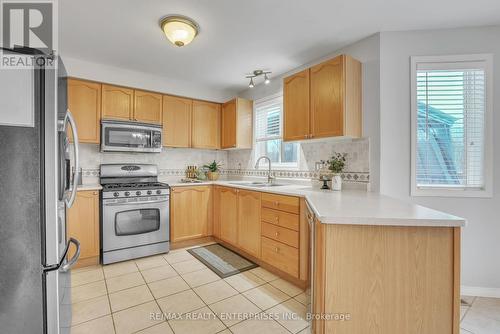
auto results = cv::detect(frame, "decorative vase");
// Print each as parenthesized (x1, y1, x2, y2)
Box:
(207, 171, 219, 181)
(332, 174, 342, 191)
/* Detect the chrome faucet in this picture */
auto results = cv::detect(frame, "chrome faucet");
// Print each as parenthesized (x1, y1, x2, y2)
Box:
(255, 156, 275, 184)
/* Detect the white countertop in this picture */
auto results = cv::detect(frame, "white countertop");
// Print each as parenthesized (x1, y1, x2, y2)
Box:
(83, 178, 465, 227)
(168, 180, 466, 227)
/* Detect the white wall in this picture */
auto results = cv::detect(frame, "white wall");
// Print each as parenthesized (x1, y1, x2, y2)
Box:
(237, 34, 381, 190)
(379, 26, 500, 293)
(62, 56, 233, 102)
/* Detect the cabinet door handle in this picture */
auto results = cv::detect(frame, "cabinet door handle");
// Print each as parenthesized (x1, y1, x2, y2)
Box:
(274, 201, 279, 206)
(275, 232, 279, 237)
(274, 247, 280, 253)
(275, 216, 279, 223)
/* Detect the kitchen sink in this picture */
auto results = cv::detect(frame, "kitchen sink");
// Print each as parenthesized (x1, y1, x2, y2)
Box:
(229, 181, 286, 188)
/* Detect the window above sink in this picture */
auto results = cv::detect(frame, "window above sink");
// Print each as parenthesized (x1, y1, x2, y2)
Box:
(254, 94, 300, 170)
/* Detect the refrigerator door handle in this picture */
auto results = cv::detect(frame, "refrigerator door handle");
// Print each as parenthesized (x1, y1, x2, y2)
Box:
(42, 237, 81, 272)
(59, 237, 80, 272)
(64, 109, 80, 208)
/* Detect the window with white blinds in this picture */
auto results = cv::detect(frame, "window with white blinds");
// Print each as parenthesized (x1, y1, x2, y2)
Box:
(254, 95, 299, 168)
(411, 55, 493, 197)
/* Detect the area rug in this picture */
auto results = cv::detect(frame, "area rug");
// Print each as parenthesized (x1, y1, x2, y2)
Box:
(187, 243, 258, 278)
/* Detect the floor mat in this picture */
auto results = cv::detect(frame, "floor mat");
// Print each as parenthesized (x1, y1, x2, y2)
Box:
(187, 243, 258, 278)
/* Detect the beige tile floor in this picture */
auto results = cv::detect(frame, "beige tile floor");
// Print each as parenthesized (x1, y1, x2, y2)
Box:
(68, 246, 310, 334)
(67, 246, 500, 334)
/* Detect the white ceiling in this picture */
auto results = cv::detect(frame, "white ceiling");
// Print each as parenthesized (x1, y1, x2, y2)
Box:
(59, 0, 500, 96)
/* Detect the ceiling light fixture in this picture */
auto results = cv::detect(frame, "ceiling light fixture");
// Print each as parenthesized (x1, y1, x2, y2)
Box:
(264, 73, 270, 85)
(246, 70, 272, 88)
(160, 15, 199, 47)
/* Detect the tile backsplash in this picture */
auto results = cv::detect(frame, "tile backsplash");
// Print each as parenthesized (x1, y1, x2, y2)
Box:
(78, 137, 370, 185)
(227, 137, 370, 180)
(77, 144, 228, 183)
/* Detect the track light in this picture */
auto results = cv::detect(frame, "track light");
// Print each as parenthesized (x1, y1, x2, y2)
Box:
(245, 69, 271, 88)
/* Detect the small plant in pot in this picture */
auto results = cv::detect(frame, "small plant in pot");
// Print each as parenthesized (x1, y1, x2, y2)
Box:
(327, 153, 347, 191)
(203, 160, 222, 181)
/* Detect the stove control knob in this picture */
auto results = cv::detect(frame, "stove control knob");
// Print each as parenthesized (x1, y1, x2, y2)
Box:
(147, 190, 152, 195)
(124, 191, 130, 197)
(113, 192, 119, 198)
(136, 191, 141, 196)
(156, 190, 162, 195)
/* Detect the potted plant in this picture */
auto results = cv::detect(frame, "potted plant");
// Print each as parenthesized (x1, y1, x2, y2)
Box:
(327, 153, 347, 191)
(203, 160, 222, 181)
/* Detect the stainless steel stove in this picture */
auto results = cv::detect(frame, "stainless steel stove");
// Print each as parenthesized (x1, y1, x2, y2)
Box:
(100, 164, 170, 264)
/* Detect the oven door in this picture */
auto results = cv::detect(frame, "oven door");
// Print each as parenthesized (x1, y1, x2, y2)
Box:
(101, 121, 162, 153)
(102, 196, 169, 252)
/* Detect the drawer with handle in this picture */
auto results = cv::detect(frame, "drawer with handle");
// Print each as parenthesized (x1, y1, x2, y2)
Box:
(261, 193, 299, 214)
(261, 222, 299, 248)
(261, 207, 299, 231)
(261, 236, 299, 277)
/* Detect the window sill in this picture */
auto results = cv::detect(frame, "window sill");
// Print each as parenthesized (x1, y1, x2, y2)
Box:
(411, 187, 493, 198)
(256, 164, 299, 171)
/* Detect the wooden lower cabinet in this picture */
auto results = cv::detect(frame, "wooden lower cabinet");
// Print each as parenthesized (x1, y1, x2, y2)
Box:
(261, 222, 299, 248)
(261, 236, 299, 277)
(213, 188, 306, 281)
(237, 190, 261, 258)
(66, 190, 100, 268)
(214, 187, 263, 259)
(170, 186, 212, 243)
(313, 221, 461, 334)
(215, 186, 238, 246)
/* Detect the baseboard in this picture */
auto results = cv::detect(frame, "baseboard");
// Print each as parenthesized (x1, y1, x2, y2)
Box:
(461, 285, 500, 298)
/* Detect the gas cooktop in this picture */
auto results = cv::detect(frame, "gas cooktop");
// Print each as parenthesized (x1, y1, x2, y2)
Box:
(102, 182, 169, 191)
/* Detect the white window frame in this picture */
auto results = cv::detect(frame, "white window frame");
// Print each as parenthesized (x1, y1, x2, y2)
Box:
(253, 93, 300, 170)
(410, 54, 493, 198)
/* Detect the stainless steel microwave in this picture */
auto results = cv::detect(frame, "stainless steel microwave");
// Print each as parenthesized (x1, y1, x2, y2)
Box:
(101, 120, 163, 153)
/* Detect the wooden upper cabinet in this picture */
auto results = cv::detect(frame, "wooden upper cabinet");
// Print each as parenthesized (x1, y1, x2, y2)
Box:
(191, 100, 221, 149)
(134, 90, 162, 124)
(221, 98, 253, 149)
(221, 99, 237, 148)
(283, 69, 310, 141)
(67, 79, 101, 143)
(101, 84, 134, 121)
(218, 187, 238, 245)
(310, 56, 344, 138)
(162, 95, 192, 147)
(67, 190, 99, 267)
(283, 54, 362, 141)
(170, 186, 212, 243)
(310, 54, 362, 139)
(237, 190, 261, 258)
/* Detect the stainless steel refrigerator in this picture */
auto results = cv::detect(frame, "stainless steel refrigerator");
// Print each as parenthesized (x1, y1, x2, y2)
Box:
(0, 47, 81, 334)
